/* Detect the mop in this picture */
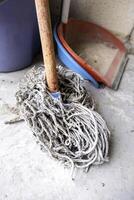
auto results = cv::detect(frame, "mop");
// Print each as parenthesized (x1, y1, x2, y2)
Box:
(16, 0, 110, 175)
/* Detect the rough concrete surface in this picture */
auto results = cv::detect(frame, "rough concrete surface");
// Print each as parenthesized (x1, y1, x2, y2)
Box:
(0, 55, 134, 200)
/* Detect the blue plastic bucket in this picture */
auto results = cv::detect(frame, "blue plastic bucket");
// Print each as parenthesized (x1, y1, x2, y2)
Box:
(0, 0, 40, 72)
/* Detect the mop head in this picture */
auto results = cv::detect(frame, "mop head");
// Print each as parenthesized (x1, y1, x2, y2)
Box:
(16, 65, 110, 173)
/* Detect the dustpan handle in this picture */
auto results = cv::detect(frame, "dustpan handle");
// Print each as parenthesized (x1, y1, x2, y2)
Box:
(61, 0, 71, 24)
(35, 0, 59, 92)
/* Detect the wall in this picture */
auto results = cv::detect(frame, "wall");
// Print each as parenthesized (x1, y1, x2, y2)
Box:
(70, 0, 134, 40)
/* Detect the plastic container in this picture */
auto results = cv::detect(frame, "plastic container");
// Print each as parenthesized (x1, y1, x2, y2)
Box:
(54, 26, 99, 88)
(0, 0, 40, 72)
(57, 19, 127, 89)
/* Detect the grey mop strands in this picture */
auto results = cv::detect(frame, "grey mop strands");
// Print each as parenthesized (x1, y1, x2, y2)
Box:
(16, 65, 110, 172)
(16, 0, 110, 173)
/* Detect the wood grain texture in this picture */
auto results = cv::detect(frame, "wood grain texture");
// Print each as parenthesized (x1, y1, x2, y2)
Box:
(35, 0, 59, 92)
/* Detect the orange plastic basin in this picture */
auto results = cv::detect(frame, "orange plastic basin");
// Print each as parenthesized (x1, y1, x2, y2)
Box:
(57, 19, 127, 89)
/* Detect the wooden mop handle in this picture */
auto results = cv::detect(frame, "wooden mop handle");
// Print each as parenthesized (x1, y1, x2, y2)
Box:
(35, 0, 59, 92)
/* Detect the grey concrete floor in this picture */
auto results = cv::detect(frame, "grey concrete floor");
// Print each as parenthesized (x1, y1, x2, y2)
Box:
(0, 55, 134, 200)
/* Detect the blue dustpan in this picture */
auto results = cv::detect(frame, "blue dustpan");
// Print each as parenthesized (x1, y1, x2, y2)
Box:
(54, 26, 99, 88)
